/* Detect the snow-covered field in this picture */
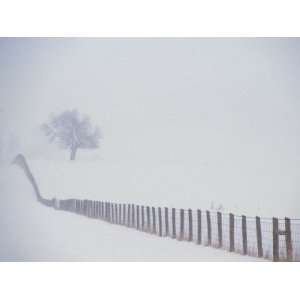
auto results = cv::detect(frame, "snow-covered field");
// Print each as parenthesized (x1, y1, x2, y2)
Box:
(0, 163, 262, 261)
(30, 154, 299, 219)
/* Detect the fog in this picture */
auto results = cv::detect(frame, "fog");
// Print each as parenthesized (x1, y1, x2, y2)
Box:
(1, 38, 300, 260)
(1, 38, 300, 216)
(0, 38, 299, 161)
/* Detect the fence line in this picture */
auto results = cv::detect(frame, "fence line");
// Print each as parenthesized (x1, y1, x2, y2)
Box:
(13, 154, 300, 262)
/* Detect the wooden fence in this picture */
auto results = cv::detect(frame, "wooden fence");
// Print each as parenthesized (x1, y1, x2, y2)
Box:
(14, 154, 300, 262)
(56, 198, 300, 261)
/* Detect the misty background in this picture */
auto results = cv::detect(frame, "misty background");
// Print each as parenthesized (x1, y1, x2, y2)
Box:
(1, 38, 300, 217)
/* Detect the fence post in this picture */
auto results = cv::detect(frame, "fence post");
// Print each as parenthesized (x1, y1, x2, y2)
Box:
(256, 216, 263, 258)
(86, 200, 89, 216)
(285, 217, 293, 261)
(172, 208, 176, 239)
(197, 209, 202, 244)
(217, 212, 222, 248)
(132, 204, 135, 228)
(127, 204, 131, 227)
(123, 204, 126, 225)
(105, 202, 108, 221)
(158, 207, 162, 236)
(273, 217, 279, 261)
(242, 215, 247, 255)
(136, 205, 140, 230)
(92, 201, 95, 218)
(111, 203, 115, 223)
(141, 206, 145, 231)
(84, 200, 87, 216)
(179, 209, 185, 240)
(92, 201, 96, 218)
(106, 202, 109, 221)
(146, 206, 151, 232)
(152, 207, 157, 234)
(206, 211, 212, 246)
(110, 202, 112, 222)
(164, 207, 169, 237)
(118, 204, 122, 224)
(105, 202, 107, 220)
(188, 209, 193, 242)
(88, 200, 90, 217)
(229, 213, 234, 252)
(89, 201, 92, 218)
(95, 201, 98, 218)
(115, 203, 118, 224)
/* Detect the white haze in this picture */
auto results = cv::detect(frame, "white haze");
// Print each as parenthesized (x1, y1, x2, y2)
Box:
(0, 38, 300, 260)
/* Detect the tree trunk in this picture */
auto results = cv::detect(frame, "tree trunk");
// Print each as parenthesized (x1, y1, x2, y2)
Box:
(70, 147, 77, 160)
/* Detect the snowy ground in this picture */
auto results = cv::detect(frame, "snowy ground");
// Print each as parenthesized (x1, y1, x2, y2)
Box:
(0, 163, 262, 261)
(29, 154, 299, 219)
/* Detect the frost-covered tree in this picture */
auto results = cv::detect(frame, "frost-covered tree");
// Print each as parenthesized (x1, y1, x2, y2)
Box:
(42, 109, 101, 160)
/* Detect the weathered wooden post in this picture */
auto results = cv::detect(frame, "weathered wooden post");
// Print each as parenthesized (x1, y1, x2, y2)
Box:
(188, 209, 193, 242)
(158, 207, 162, 237)
(152, 207, 157, 234)
(105, 202, 108, 220)
(164, 207, 169, 237)
(85, 200, 88, 216)
(242, 215, 247, 255)
(179, 209, 185, 240)
(111, 203, 115, 223)
(92, 201, 95, 217)
(84, 200, 88, 216)
(136, 205, 140, 230)
(127, 204, 131, 227)
(229, 213, 234, 252)
(197, 209, 202, 244)
(115, 203, 118, 224)
(206, 210, 212, 246)
(92, 201, 95, 218)
(104, 202, 107, 220)
(256, 216, 263, 258)
(95, 201, 98, 218)
(146, 206, 151, 232)
(118, 204, 122, 224)
(217, 212, 222, 248)
(123, 204, 126, 225)
(285, 217, 293, 261)
(273, 217, 279, 261)
(89, 200, 92, 217)
(111, 203, 114, 222)
(172, 208, 176, 239)
(141, 206, 145, 231)
(132, 204, 135, 228)
(272, 217, 293, 262)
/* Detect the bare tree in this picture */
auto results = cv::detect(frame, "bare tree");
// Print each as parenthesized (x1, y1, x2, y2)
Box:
(42, 109, 101, 160)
